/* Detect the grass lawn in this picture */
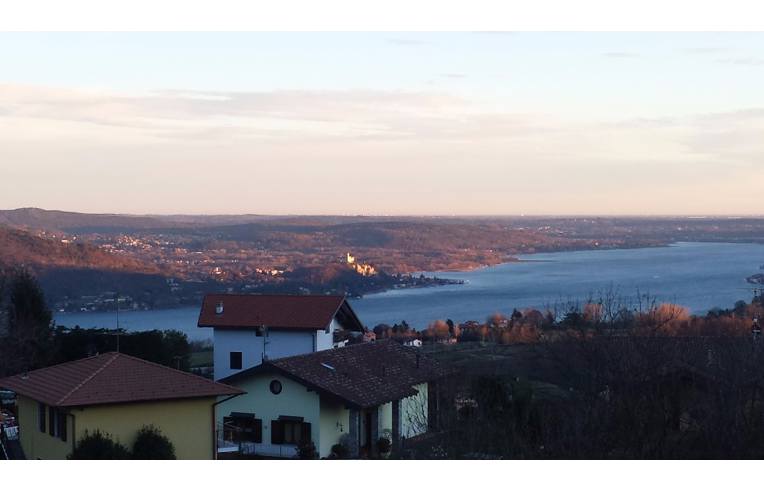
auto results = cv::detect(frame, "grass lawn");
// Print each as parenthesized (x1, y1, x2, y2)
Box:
(189, 350, 213, 368)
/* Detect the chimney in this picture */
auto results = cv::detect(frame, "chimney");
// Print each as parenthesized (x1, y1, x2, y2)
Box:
(215, 301, 224, 315)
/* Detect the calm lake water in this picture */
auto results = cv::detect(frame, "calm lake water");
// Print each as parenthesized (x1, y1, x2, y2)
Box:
(55, 242, 764, 341)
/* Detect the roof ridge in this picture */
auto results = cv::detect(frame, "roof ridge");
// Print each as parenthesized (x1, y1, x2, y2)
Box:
(112, 351, 243, 391)
(56, 352, 121, 405)
(10, 351, 108, 378)
(269, 339, 395, 364)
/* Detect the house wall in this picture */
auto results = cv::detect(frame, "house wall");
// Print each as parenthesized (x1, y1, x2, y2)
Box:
(71, 397, 217, 460)
(213, 328, 264, 380)
(379, 401, 393, 436)
(318, 397, 349, 458)
(216, 372, 321, 458)
(17, 395, 217, 460)
(16, 395, 74, 460)
(402, 383, 429, 438)
(267, 330, 317, 360)
(213, 326, 335, 380)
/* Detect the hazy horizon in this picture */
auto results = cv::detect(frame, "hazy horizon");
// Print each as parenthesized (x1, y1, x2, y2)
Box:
(3, 32, 764, 216)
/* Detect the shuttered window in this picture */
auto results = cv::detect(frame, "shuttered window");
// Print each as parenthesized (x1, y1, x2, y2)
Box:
(223, 414, 262, 443)
(271, 419, 311, 445)
(58, 412, 67, 442)
(38, 402, 46, 433)
(48, 406, 56, 437)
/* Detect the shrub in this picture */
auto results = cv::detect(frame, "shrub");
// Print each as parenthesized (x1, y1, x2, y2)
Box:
(329, 443, 349, 459)
(132, 425, 176, 460)
(68, 430, 130, 460)
(297, 441, 318, 459)
(377, 437, 392, 455)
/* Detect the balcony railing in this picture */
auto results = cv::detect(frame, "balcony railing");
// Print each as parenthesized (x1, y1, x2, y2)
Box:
(216, 422, 297, 458)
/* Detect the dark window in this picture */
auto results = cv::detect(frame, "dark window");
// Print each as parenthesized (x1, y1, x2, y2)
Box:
(269, 379, 282, 395)
(38, 402, 46, 433)
(223, 414, 262, 443)
(230, 351, 242, 370)
(271, 420, 310, 445)
(57, 412, 67, 442)
(48, 407, 56, 437)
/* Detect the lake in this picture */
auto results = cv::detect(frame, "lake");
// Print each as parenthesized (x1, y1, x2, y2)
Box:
(54, 242, 764, 341)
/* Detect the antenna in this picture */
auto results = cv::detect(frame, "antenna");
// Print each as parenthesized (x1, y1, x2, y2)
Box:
(114, 292, 121, 352)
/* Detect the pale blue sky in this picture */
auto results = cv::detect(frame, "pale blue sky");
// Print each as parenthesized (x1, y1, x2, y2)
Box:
(1, 32, 764, 215)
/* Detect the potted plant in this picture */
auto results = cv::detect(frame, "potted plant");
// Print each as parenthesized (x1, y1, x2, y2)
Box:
(376, 436, 392, 458)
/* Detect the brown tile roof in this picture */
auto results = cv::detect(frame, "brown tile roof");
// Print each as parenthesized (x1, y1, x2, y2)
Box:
(221, 340, 448, 409)
(0, 352, 243, 407)
(197, 293, 363, 331)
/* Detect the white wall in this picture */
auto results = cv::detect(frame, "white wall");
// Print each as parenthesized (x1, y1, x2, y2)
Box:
(213, 329, 265, 380)
(266, 331, 315, 360)
(214, 326, 336, 380)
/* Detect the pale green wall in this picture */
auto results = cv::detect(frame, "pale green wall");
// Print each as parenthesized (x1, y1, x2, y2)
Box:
(379, 401, 393, 436)
(402, 383, 429, 438)
(217, 373, 321, 457)
(318, 398, 349, 458)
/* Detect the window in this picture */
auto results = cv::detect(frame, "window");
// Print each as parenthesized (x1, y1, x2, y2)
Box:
(269, 379, 282, 395)
(57, 412, 67, 442)
(42, 406, 67, 442)
(223, 413, 262, 443)
(230, 351, 243, 370)
(271, 419, 311, 445)
(38, 402, 46, 433)
(48, 406, 56, 437)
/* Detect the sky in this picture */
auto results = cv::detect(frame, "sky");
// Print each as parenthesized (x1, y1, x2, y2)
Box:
(1, 32, 764, 216)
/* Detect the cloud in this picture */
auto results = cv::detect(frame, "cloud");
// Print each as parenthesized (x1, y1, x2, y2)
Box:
(4, 84, 764, 214)
(603, 52, 640, 58)
(386, 38, 427, 46)
(684, 47, 727, 55)
(0, 84, 550, 143)
(716, 57, 764, 66)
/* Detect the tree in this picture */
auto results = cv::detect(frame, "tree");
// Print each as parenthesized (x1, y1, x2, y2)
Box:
(68, 430, 131, 459)
(132, 425, 176, 459)
(0, 268, 53, 376)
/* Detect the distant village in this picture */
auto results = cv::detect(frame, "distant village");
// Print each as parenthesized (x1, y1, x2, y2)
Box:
(48, 245, 462, 314)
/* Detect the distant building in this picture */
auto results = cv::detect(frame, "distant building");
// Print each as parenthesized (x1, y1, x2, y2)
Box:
(0, 353, 243, 460)
(363, 330, 377, 342)
(198, 294, 365, 380)
(216, 340, 446, 459)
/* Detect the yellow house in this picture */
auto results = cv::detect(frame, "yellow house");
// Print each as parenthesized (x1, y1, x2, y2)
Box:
(0, 352, 243, 460)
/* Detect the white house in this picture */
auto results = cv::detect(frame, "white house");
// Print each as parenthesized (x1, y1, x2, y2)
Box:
(197, 294, 365, 380)
(215, 340, 446, 459)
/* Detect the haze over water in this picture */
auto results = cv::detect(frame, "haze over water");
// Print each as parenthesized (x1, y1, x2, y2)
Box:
(55, 242, 764, 341)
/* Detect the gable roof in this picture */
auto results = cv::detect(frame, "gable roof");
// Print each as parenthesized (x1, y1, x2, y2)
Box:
(221, 340, 448, 409)
(0, 352, 243, 407)
(197, 293, 364, 331)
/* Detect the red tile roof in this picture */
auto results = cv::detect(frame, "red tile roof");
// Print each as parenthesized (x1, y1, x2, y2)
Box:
(197, 293, 362, 331)
(221, 340, 448, 409)
(0, 353, 243, 407)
